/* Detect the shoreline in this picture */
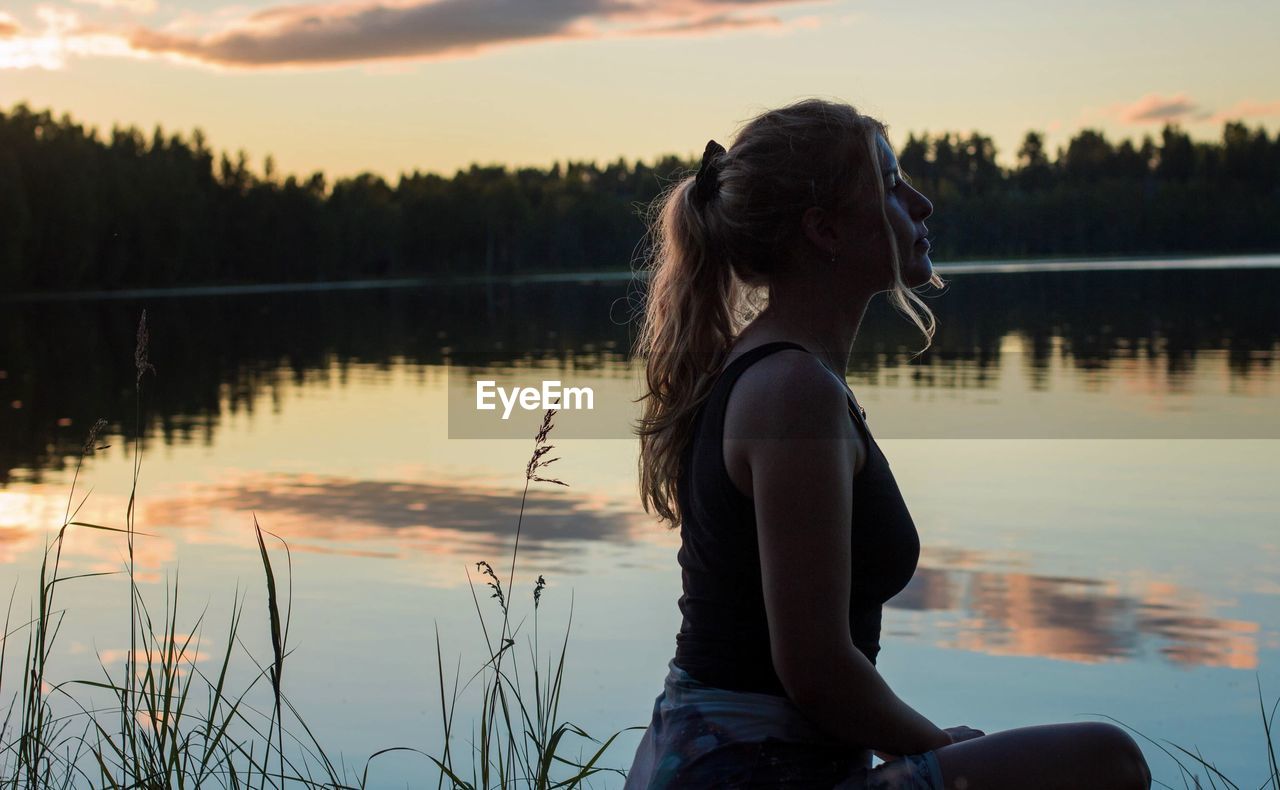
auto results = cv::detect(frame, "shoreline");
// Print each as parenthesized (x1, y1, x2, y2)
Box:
(6, 252, 1280, 303)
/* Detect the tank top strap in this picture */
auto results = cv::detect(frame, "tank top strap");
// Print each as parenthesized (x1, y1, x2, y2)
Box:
(700, 341, 806, 442)
(720, 341, 811, 379)
(709, 341, 873, 446)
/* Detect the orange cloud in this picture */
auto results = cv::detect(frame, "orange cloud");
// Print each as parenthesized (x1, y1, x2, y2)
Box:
(122, 0, 818, 69)
(0, 7, 136, 69)
(0, 13, 20, 38)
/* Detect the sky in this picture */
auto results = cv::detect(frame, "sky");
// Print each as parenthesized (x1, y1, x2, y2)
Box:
(1, 0, 1278, 181)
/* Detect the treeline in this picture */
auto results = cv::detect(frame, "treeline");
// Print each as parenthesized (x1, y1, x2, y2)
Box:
(897, 125, 1280, 258)
(1, 103, 1278, 291)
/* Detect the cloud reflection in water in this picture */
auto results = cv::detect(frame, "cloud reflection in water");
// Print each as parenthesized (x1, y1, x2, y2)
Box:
(141, 473, 1262, 670)
(145, 471, 646, 573)
(890, 561, 1258, 669)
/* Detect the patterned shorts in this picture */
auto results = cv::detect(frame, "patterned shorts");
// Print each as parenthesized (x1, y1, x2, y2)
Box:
(624, 660, 944, 790)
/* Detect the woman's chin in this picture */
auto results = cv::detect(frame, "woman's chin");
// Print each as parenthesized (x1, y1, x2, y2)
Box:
(904, 253, 934, 288)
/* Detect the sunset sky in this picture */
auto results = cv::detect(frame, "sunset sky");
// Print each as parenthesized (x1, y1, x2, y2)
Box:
(2, 0, 1277, 181)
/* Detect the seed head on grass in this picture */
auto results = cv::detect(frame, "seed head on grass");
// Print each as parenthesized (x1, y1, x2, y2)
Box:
(435, 408, 636, 789)
(475, 561, 506, 613)
(134, 309, 156, 388)
(525, 409, 567, 487)
(82, 417, 109, 455)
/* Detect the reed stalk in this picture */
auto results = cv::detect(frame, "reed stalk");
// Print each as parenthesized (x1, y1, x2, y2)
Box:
(429, 408, 639, 788)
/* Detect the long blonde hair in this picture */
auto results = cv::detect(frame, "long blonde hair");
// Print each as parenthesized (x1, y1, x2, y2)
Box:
(634, 98, 942, 527)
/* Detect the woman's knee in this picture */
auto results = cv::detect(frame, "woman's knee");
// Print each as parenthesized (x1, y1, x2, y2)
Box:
(1077, 723, 1151, 789)
(933, 721, 1151, 790)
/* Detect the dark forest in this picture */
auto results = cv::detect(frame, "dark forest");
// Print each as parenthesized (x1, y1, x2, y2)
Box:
(2, 103, 1277, 292)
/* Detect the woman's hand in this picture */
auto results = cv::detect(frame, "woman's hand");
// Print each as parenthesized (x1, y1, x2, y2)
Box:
(942, 725, 986, 744)
(874, 725, 985, 763)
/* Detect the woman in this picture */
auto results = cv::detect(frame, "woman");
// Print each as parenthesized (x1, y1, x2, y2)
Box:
(626, 99, 1153, 789)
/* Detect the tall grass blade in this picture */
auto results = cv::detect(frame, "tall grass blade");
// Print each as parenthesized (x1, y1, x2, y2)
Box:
(253, 515, 286, 787)
(1258, 677, 1279, 790)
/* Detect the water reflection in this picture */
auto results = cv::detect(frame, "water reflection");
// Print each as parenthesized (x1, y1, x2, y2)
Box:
(122, 472, 1276, 671)
(0, 488, 74, 562)
(144, 472, 646, 572)
(1, 262, 1276, 680)
(890, 560, 1258, 669)
(3, 264, 1279, 480)
(0, 488, 176, 582)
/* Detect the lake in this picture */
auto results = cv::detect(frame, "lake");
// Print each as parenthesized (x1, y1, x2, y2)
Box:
(1, 256, 1278, 787)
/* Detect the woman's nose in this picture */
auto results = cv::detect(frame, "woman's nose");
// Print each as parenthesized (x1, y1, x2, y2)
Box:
(911, 186, 933, 221)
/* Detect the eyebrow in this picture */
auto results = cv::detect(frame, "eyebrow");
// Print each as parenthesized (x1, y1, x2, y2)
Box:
(885, 166, 911, 184)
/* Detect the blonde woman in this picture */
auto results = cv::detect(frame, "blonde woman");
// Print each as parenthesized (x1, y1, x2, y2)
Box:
(626, 99, 1152, 789)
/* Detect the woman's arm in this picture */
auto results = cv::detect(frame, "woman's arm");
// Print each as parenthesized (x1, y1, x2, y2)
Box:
(725, 351, 951, 756)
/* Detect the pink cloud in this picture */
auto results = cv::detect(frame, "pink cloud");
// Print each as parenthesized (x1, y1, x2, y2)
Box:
(627, 11, 783, 37)
(1118, 93, 1201, 123)
(123, 0, 822, 68)
(1209, 99, 1280, 123)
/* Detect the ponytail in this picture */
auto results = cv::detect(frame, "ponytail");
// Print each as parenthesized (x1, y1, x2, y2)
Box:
(634, 177, 747, 527)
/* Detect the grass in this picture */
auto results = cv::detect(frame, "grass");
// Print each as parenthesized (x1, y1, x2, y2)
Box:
(427, 409, 642, 789)
(1102, 681, 1280, 790)
(0, 310, 635, 788)
(0, 310, 345, 787)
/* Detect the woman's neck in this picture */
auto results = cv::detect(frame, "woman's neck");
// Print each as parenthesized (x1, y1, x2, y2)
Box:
(746, 290, 872, 379)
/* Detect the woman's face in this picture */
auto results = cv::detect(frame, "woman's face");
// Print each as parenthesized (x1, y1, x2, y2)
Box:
(867, 134, 934, 289)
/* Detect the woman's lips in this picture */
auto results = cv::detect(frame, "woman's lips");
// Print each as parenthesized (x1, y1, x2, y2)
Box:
(914, 237, 931, 250)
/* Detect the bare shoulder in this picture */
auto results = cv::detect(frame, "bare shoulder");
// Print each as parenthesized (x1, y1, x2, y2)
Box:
(724, 350, 848, 437)
(722, 349, 863, 498)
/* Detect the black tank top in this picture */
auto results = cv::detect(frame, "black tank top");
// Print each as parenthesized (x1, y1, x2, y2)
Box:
(673, 341, 921, 696)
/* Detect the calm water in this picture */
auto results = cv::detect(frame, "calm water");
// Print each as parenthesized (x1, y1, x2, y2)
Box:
(1, 258, 1279, 787)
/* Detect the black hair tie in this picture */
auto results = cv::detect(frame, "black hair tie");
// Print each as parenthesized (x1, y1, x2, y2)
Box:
(692, 139, 726, 207)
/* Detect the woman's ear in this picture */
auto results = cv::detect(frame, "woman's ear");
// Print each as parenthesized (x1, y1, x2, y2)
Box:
(801, 205, 838, 257)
